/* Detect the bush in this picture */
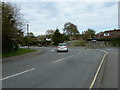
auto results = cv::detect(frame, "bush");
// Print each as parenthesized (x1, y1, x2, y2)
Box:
(97, 37, 120, 47)
(69, 40, 87, 47)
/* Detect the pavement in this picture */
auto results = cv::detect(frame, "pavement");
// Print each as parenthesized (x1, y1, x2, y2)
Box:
(1, 46, 119, 88)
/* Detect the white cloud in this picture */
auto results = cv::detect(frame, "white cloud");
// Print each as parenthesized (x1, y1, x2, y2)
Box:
(15, 2, 118, 36)
(4, 0, 120, 2)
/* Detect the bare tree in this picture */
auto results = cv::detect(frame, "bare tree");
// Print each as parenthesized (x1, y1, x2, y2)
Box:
(45, 29, 55, 35)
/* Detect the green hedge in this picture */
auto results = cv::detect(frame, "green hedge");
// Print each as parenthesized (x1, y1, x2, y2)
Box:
(97, 37, 120, 47)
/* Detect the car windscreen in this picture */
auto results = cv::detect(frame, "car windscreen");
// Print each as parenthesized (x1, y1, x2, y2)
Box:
(58, 44, 66, 46)
(58, 44, 63, 46)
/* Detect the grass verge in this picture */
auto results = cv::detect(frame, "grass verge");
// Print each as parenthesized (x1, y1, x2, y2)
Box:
(2, 48, 36, 58)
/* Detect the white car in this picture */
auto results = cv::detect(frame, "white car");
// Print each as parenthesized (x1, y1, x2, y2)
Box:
(57, 43, 68, 52)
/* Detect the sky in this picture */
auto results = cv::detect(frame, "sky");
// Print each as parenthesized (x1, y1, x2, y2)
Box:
(14, 1, 118, 36)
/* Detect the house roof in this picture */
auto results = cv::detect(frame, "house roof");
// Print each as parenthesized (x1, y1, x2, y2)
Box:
(97, 29, 120, 34)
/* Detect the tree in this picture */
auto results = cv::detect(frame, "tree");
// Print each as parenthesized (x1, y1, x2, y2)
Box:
(45, 29, 55, 35)
(22, 32, 37, 46)
(63, 22, 79, 35)
(28, 32, 37, 45)
(37, 35, 46, 46)
(29, 32, 34, 38)
(82, 29, 96, 39)
(52, 28, 64, 45)
(37, 35, 46, 42)
(2, 2, 24, 53)
(45, 29, 55, 45)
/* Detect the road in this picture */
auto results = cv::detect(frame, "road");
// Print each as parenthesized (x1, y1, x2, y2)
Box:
(2, 47, 105, 88)
(100, 48, 118, 88)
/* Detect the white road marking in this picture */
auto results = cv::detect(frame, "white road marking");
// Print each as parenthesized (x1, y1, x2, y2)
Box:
(57, 53, 67, 54)
(52, 48, 56, 49)
(89, 51, 109, 90)
(52, 55, 73, 63)
(0, 68, 35, 81)
(95, 49, 107, 53)
(107, 49, 110, 51)
(51, 50, 55, 52)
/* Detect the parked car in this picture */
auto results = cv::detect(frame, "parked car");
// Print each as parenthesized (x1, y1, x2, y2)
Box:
(57, 43, 68, 52)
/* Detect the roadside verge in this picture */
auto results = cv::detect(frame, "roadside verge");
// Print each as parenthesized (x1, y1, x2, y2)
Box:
(2, 48, 46, 63)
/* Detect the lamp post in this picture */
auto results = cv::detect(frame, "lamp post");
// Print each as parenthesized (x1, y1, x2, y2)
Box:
(27, 24, 29, 49)
(51, 34, 53, 46)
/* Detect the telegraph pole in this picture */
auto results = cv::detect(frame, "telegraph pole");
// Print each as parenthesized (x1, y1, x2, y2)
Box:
(51, 34, 52, 46)
(27, 24, 29, 49)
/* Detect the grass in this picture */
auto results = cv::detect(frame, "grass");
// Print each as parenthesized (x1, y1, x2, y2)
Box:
(2, 48, 36, 58)
(0, 54, 2, 58)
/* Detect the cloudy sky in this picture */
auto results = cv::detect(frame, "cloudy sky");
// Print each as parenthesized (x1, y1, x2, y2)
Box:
(15, 1, 118, 36)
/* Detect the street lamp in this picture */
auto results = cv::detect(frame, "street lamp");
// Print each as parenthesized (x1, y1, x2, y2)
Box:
(27, 24, 29, 49)
(51, 34, 53, 46)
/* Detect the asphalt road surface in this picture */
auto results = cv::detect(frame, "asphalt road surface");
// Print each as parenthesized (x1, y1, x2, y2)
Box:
(2, 47, 105, 88)
(100, 48, 118, 88)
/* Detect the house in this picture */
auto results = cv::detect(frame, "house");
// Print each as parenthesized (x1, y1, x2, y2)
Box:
(97, 29, 120, 39)
(45, 35, 52, 41)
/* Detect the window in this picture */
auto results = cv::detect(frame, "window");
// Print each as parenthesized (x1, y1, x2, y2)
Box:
(104, 33, 109, 36)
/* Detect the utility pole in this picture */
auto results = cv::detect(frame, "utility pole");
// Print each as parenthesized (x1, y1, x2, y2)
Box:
(27, 24, 29, 49)
(51, 34, 52, 46)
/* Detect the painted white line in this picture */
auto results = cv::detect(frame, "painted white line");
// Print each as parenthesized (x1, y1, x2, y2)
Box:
(52, 55, 73, 63)
(107, 49, 110, 51)
(0, 68, 35, 81)
(89, 52, 108, 90)
(51, 50, 55, 52)
(95, 49, 108, 53)
(52, 48, 56, 49)
(57, 53, 67, 54)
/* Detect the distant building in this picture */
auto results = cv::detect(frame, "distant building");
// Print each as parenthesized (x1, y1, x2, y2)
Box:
(37, 35, 46, 41)
(96, 29, 120, 39)
(45, 35, 52, 41)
